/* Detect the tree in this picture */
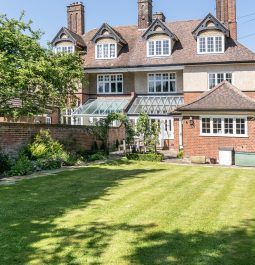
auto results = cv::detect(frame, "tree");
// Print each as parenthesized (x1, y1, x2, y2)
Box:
(136, 113, 160, 153)
(0, 13, 85, 119)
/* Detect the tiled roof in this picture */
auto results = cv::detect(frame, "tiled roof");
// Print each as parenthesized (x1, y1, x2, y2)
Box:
(66, 28, 86, 47)
(81, 20, 255, 69)
(177, 81, 255, 112)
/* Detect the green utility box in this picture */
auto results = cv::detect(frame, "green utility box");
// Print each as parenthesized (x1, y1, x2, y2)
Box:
(235, 151, 255, 167)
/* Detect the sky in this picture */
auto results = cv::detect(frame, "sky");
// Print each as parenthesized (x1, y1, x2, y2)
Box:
(1, 0, 255, 51)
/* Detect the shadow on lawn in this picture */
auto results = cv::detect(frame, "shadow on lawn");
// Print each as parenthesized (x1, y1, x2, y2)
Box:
(0, 164, 164, 265)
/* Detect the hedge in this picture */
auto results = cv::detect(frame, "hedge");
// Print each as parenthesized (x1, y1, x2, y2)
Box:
(126, 153, 164, 162)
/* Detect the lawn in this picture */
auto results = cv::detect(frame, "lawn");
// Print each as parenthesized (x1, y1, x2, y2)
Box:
(0, 160, 255, 265)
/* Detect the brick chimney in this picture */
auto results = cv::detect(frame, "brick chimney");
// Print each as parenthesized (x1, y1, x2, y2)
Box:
(67, 2, 85, 35)
(138, 0, 153, 29)
(153, 12, 166, 22)
(216, 0, 237, 40)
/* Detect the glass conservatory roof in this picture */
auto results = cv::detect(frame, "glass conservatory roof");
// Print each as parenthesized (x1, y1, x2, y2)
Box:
(128, 95, 184, 115)
(72, 98, 130, 116)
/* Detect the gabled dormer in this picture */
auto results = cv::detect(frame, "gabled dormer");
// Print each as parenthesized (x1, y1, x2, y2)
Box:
(192, 13, 230, 55)
(142, 19, 178, 57)
(51, 27, 86, 53)
(91, 23, 127, 60)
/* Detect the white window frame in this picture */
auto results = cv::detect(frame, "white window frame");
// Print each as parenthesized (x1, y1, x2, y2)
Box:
(200, 116, 248, 137)
(197, 36, 225, 54)
(147, 39, 171, 57)
(97, 74, 123, 94)
(147, 72, 177, 94)
(54, 46, 74, 53)
(95, 43, 117, 59)
(46, 117, 52, 124)
(208, 72, 233, 90)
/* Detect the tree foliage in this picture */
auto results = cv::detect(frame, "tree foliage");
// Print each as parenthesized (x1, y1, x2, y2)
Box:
(0, 13, 85, 118)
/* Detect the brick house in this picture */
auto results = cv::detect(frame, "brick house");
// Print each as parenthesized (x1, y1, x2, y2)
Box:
(52, 0, 255, 161)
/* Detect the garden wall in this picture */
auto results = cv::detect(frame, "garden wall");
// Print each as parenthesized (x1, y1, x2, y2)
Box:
(0, 123, 125, 155)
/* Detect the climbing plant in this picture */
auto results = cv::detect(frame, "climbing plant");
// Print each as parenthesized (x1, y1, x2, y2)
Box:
(93, 113, 135, 152)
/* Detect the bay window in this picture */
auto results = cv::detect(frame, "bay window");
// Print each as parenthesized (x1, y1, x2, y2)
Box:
(208, 73, 232, 89)
(198, 36, 224, 54)
(201, 117, 247, 137)
(96, 43, 117, 59)
(148, 73, 176, 93)
(147, 39, 170, 57)
(97, 74, 123, 94)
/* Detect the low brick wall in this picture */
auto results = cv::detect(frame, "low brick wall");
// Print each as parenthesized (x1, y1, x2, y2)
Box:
(0, 123, 125, 155)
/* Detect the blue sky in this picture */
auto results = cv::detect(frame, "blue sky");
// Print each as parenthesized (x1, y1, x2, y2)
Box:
(1, 0, 255, 51)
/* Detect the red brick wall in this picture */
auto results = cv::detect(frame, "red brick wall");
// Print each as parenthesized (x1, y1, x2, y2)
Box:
(182, 116, 255, 160)
(0, 123, 125, 155)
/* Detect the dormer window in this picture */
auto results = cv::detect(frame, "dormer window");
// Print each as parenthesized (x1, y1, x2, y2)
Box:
(198, 36, 224, 54)
(54, 46, 74, 53)
(96, 43, 117, 59)
(147, 39, 170, 57)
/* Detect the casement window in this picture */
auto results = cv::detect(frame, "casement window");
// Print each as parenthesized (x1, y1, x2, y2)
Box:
(97, 74, 123, 94)
(147, 40, 170, 57)
(201, 117, 247, 137)
(208, 73, 232, 89)
(46, 117, 52, 124)
(96, 43, 117, 59)
(148, 73, 176, 93)
(54, 46, 74, 53)
(198, 36, 224, 54)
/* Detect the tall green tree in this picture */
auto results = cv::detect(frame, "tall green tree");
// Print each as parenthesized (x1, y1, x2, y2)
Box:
(0, 13, 85, 119)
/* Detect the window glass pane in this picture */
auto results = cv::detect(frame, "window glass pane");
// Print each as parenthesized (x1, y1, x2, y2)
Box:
(236, 118, 245, 135)
(111, 82, 116, 93)
(98, 83, 104, 93)
(110, 44, 116, 58)
(103, 44, 109, 58)
(163, 81, 169, 92)
(105, 83, 110, 93)
(202, 118, 211, 134)
(209, 73, 216, 89)
(149, 81, 154, 92)
(199, 37, 206, 53)
(117, 82, 123, 93)
(217, 73, 224, 84)
(213, 118, 222, 134)
(156, 41, 161, 55)
(97, 45, 102, 58)
(170, 81, 176, 92)
(163, 40, 169, 55)
(148, 41, 154, 56)
(215, 36, 223, 52)
(104, 75, 109, 82)
(111, 75, 116, 81)
(207, 37, 214, 52)
(226, 73, 232, 83)
(224, 118, 234, 134)
(156, 81, 161, 92)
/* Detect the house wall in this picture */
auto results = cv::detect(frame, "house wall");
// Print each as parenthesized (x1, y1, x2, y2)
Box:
(183, 64, 255, 92)
(182, 116, 255, 160)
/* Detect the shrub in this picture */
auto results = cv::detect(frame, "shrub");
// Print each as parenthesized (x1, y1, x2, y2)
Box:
(177, 150, 184, 159)
(28, 129, 69, 162)
(0, 152, 12, 174)
(9, 155, 35, 176)
(126, 153, 164, 162)
(36, 159, 62, 170)
(89, 152, 107, 161)
(62, 153, 82, 166)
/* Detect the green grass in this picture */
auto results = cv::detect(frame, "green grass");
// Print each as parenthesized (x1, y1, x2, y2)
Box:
(1, 160, 255, 265)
